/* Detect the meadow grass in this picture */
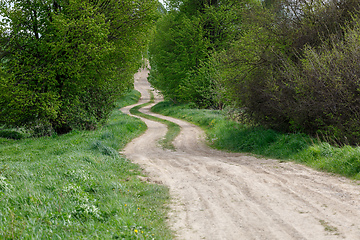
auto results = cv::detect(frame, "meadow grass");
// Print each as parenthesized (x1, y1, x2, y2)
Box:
(152, 101, 360, 180)
(0, 90, 173, 239)
(130, 92, 180, 151)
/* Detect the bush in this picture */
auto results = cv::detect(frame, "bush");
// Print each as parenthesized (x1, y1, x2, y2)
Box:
(221, 0, 360, 145)
(274, 18, 360, 145)
(0, 130, 23, 140)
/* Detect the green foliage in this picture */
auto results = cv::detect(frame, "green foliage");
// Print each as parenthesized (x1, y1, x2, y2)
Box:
(0, 90, 173, 239)
(218, 0, 360, 145)
(280, 12, 360, 145)
(152, 100, 360, 179)
(0, 124, 23, 140)
(149, 0, 244, 108)
(276, 21, 360, 145)
(149, 12, 210, 103)
(0, 0, 158, 135)
(0, 129, 23, 140)
(150, 0, 360, 145)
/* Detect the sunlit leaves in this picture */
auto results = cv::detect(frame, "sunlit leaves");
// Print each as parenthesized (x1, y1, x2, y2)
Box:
(0, 0, 159, 134)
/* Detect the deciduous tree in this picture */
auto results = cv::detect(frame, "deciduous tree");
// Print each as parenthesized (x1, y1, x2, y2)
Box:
(0, 0, 158, 134)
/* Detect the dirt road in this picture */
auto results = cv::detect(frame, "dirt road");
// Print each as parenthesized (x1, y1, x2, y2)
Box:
(122, 68, 360, 240)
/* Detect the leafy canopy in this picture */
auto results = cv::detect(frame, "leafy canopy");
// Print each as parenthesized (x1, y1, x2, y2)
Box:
(149, 0, 245, 108)
(0, 0, 159, 135)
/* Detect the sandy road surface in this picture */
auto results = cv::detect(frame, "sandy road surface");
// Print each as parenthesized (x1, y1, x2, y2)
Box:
(122, 68, 360, 240)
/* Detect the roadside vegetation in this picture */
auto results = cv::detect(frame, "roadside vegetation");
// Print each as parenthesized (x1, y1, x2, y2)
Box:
(0, 90, 173, 239)
(152, 101, 360, 180)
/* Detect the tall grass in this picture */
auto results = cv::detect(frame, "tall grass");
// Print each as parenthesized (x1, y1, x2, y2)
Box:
(0, 90, 173, 239)
(152, 101, 360, 180)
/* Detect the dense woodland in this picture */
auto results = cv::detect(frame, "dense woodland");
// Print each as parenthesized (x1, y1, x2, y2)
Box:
(149, 0, 360, 145)
(0, 0, 159, 135)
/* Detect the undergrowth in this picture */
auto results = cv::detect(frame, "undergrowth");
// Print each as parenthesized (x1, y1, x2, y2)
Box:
(0, 90, 173, 239)
(152, 101, 360, 180)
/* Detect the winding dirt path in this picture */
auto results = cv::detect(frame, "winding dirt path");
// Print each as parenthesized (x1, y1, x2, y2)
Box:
(122, 68, 360, 240)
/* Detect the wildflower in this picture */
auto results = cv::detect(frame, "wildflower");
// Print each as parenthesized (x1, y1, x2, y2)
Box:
(134, 229, 138, 233)
(124, 204, 127, 207)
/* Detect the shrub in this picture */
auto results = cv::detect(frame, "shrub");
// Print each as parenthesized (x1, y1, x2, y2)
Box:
(0, 130, 23, 140)
(221, 0, 360, 145)
(277, 18, 360, 145)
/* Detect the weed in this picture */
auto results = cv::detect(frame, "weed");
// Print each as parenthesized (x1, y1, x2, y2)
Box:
(319, 219, 339, 233)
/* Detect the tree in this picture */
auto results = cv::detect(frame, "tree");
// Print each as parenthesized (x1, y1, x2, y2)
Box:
(149, 11, 209, 103)
(0, 0, 158, 134)
(149, 0, 244, 108)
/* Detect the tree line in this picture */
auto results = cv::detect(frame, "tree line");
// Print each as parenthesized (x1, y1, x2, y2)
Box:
(0, 0, 159, 135)
(149, 0, 360, 145)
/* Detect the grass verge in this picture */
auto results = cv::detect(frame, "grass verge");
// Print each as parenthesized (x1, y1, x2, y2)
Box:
(0, 90, 173, 239)
(152, 101, 360, 180)
(130, 92, 180, 151)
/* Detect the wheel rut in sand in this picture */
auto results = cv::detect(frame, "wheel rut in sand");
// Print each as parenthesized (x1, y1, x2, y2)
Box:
(121, 68, 360, 240)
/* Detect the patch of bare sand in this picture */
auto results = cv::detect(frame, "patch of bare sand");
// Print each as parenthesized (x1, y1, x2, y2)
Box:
(122, 68, 360, 240)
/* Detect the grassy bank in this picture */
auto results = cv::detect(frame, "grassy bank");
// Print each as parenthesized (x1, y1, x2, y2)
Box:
(0, 90, 173, 239)
(152, 101, 360, 180)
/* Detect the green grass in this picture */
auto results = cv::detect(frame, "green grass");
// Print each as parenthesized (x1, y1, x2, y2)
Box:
(0, 90, 173, 239)
(116, 90, 143, 109)
(152, 101, 360, 180)
(130, 92, 180, 151)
